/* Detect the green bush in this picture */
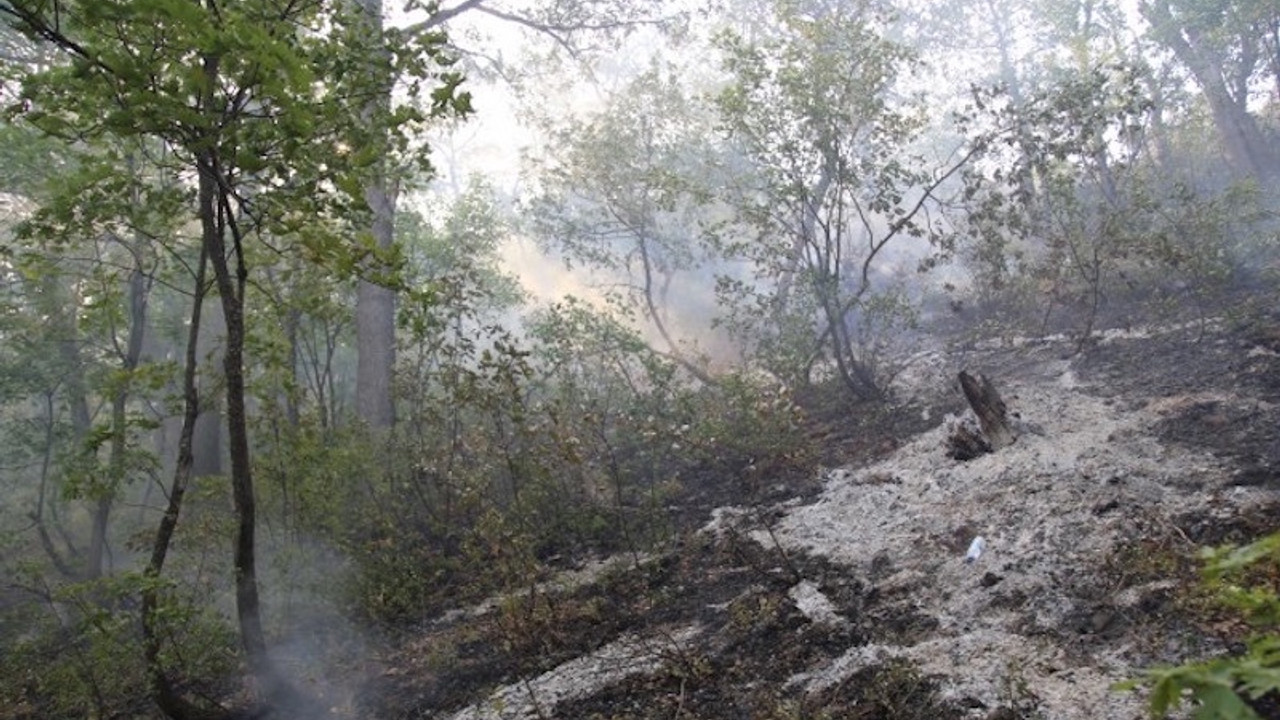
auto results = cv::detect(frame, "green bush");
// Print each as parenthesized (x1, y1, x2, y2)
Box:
(1126, 533, 1280, 719)
(257, 294, 814, 627)
(0, 571, 236, 720)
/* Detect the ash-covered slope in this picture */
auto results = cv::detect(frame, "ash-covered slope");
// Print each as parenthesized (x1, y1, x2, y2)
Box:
(366, 320, 1280, 720)
(759, 366, 1266, 718)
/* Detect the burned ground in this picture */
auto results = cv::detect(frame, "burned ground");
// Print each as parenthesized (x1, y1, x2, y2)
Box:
(350, 297, 1280, 720)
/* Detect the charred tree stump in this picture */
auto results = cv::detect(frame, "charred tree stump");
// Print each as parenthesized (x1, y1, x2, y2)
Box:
(946, 421, 991, 461)
(958, 371, 1017, 451)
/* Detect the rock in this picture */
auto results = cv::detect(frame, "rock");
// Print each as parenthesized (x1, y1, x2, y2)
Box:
(869, 551, 893, 580)
(789, 580, 847, 628)
(1092, 498, 1121, 515)
(1090, 609, 1117, 634)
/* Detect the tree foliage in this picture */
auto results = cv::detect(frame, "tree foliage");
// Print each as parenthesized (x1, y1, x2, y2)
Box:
(0, 0, 468, 713)
(527, 65, 716, 380)
(710, 0, 978, 397)
(1142, 0, 1280, 178)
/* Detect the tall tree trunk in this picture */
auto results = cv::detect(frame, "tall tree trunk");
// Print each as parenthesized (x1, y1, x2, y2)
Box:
(987, 0, 1039, 199)
(195, 53, 291, 711)
(355, 0, 397, 428)
(355, 210, 397, 428)
(61, 335, 93, 448)
(34, 391, 78, 578)
(776, 168, 833, 318)
(283, 306, 302, 428)
(1147, 71, 1175, 168)
(41, 273, 94, 575)
(192, 300, 225, 477)
(1200, 83, 1273, 178)
(48, 271, 94, 445)
(201, 163, 268, 683)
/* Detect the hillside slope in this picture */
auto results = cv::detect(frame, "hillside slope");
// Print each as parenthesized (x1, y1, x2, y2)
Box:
(361, 313, 1280, 719)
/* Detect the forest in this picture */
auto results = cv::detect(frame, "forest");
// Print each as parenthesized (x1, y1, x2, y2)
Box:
(0, 0, 1278, 718)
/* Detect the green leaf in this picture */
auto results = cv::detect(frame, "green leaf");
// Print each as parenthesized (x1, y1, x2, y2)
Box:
(1192, 684, 1258, 720)
(1147, 672, 1184, 713)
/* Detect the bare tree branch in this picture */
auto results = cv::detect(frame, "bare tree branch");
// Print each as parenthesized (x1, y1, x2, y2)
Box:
(402, 0, 488, 34)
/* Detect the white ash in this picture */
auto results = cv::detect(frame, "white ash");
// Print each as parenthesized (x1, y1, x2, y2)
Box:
(753, 378, 1273, 719)
(788, 580, 847, 628)
(448, 626, 701, 720)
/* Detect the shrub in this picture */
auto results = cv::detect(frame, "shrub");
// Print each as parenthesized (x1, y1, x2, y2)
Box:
(0, 570, 236, 719)
(1126, 533, 1280, 719)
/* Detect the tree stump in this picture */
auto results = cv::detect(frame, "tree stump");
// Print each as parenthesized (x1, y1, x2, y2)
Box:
(946, 419, 991, 461)
(958, 370, 1017, 451)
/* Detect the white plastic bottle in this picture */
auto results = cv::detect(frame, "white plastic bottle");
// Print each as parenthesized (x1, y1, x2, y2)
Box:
(964, 536, 986, 564)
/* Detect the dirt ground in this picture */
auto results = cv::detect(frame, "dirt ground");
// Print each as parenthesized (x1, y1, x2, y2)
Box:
(352, 294, 1280, 720)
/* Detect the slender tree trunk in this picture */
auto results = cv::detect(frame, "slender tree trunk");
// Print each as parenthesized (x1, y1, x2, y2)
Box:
(776, 170, 833, 316)
(202, 158, 322, 720)
(201, 162, 268, 675)
(34, 391, 77, 578)
(980, 0, 1040, 199)
(636, 234, 714, 384)
(192, 299, 225, 477)
(141, 246, 222, 720)
(194, 52, 296, 712)
(45, 273, 92, 574)
(1147, 73, 1174, 168)
(188, 40, 320, 715)
(818, 281, 882, 401)
(283, 307, 302, 427)
(55, 291, 94, 444)
(356, 262, 396, 427)
(88, 261, 149, 579)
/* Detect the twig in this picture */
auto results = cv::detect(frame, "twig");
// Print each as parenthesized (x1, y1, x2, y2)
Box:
(522, 676, 551, 720)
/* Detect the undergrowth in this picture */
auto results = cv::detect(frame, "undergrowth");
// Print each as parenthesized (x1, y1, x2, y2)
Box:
(1126, 532, 1280, 719)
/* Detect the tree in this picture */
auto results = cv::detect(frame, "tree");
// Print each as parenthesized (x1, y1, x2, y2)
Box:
(712, 0, 981, 398)
(1142, 0, 1280, 179)
(139, 242, 214, 719)
(1, 0, 466, 712)
(2, 133, 185, 583)
(351, 0, 682, 428)
(527, 66, 717, 382)
(959, 50, 1263, 346)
